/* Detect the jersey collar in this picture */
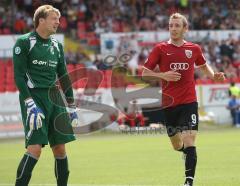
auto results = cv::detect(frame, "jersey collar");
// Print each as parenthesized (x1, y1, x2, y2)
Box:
(34, 31, 51, 42)
(167, 39, 186, 47)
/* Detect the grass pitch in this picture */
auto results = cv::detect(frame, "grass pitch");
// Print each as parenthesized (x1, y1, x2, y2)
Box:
(0, 125, 239, 186)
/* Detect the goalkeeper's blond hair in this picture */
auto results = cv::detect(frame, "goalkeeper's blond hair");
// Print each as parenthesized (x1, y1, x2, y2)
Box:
(33, 5, 61, 29)
(169, 13, 188, 28)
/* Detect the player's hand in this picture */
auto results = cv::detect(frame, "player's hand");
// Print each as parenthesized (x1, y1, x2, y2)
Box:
(213, 72, 225, 82)
(161, 71, 181, 81)
(67, 104, 79, 127)
(25, 98, 45, 130)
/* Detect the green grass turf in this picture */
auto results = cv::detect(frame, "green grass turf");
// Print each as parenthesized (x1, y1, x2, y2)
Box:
(0, 126, 239, 186)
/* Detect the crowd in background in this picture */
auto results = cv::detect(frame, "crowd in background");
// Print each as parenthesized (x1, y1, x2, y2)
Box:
(227, 82, 240, 127)
(196, 34, 240, 80)
(1, 0, 240, 34)
(65, 33, 240, 80)
(0, 0, 240, 79)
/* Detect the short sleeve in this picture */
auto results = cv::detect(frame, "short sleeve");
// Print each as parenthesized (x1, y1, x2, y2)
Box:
(143, 45, 161, 70)
(195, 45, 207, 67)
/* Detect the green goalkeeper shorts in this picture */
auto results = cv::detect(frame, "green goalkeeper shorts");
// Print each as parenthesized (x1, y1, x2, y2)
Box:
(19, 87, 76, 148)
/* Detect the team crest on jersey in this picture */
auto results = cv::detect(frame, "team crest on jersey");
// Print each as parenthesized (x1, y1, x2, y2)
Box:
(15, 46, 21, 55)
(185, 50, 192, 58)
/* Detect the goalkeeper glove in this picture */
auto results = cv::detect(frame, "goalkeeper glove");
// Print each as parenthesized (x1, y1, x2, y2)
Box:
(25, 98, 45, 130)
(67, 103, 79, 127)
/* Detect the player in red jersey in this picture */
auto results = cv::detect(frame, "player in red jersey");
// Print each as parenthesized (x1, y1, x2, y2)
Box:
(142, 13, 225, 186)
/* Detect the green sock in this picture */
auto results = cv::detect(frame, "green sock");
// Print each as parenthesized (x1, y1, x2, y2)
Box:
(55, 155, 69, 186)
(15, 153, 38, 186)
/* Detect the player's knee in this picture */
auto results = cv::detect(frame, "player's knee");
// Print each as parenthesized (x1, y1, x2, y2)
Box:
(182, 131, 197, 145)
(52, 144, 66, 157)
(183, 139, 195, 147)
(172, 143, 184, 151)
(27, 145, 42, 158)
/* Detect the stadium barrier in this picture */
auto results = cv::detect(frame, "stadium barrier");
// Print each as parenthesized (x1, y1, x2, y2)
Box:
(0, 85, 232, 138)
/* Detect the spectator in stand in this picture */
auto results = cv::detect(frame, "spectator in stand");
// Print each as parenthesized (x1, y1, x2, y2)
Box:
(126, 99, 145, 128)
(1, 0, 240, 81)
(93, 54, 109, 70)
(225, 63, 238, 79)
(220, 39, 235, 60)
(1, 0, 240, 36)
(14, 16, 27, 34)
(229, 82, 240, 97)
(138, 47, 150, 66)
(226, 95, 240, 127)
(65, 50, 77, 64)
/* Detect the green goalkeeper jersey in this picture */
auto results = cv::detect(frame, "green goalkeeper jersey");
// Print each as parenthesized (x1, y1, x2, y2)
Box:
(13, 31, 73, 101)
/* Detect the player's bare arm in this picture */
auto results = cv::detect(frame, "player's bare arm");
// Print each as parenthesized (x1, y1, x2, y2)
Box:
(142, 67, 181, 82)
(198, 63, 225, 82)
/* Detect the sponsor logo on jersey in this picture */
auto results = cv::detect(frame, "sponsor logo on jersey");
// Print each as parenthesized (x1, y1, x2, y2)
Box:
(170, 63, 189, 70)
(15, 46, 21, 55)
(32, 60, 57, 67)
(49, 60, 57, 67)
(49, 60, 57, 64)
(32, 60, 47, 66)
(185, 50, 192, 58)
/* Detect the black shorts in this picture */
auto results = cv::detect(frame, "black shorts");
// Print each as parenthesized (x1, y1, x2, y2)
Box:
(163, 102, 199, 137)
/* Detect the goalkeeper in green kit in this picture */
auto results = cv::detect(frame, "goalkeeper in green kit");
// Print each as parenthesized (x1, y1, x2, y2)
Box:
(13, 5, 78, 186)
